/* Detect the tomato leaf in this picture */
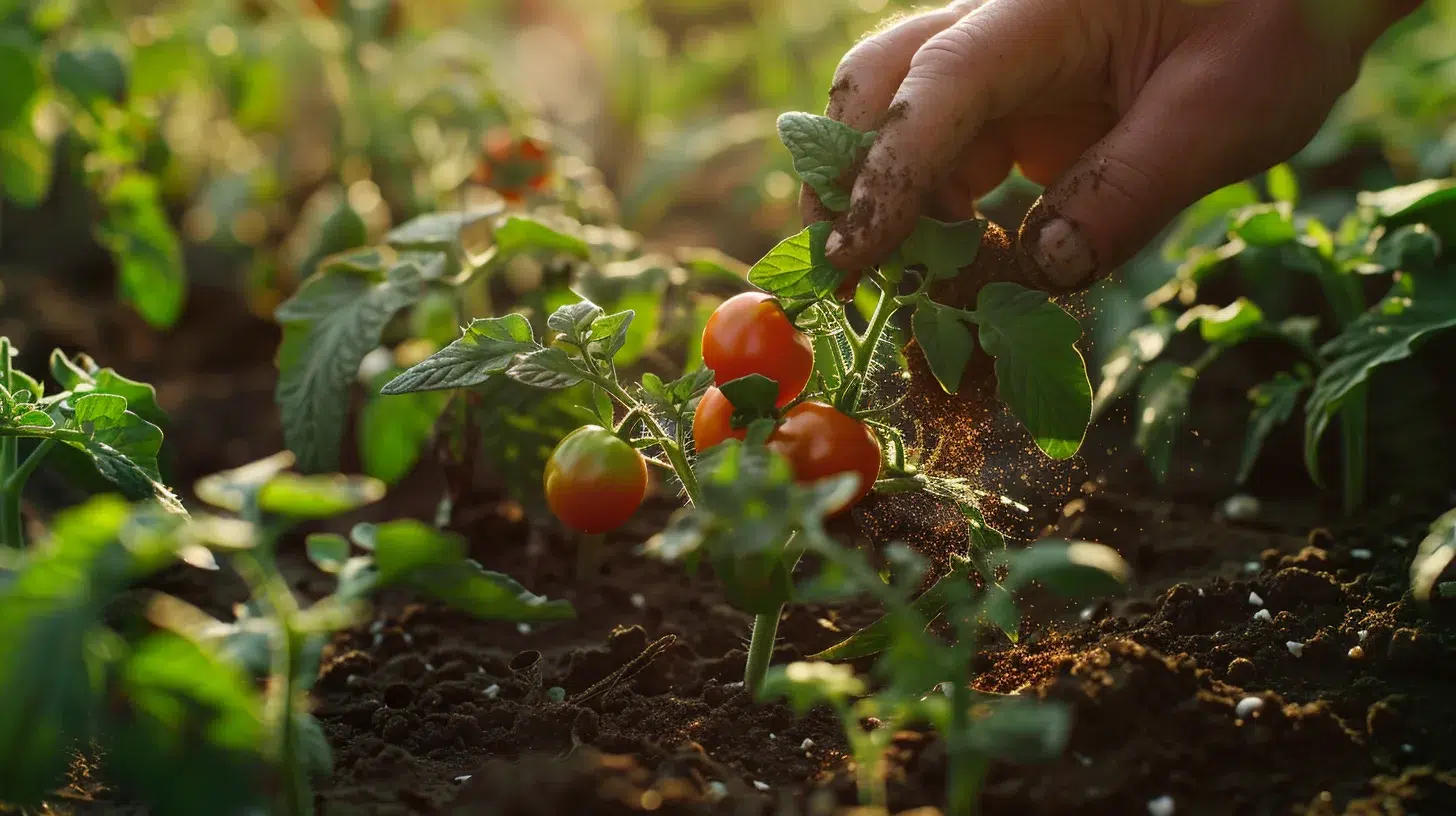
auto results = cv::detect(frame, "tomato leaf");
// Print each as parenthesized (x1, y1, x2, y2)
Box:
(1374, 224, 1442, 273)
(1238, 370, 1307, 484)
(73, 393, 127, 425)
(547, 299, 604, 345)
(1360, 178, 1456, 243)
(900, 218, 986, 282)
(972, 283, 1091, 460)
(507, 347, 585, 390)
(717, 374, 779, 427)
(748, 222, 844, 299)
(275, 263, 424, 472)
(381, 315, 537, 394)
(0, 31, 41, 127)
(97, 173, 185, 329)
(386, 209, 499, 273)
(52, 45, 127, 108)
(1412, 507, 1456, 601)
(775, 112, 874, 212)
(1191, 297, 1267, 345)
(1305, 272, 1456, 482)
(1230, 203, 1296, 247)
(911, 298, 974, 393)
(360, 372, 449, 484)
(493, 214, 591, 260)
(256, 472, 385, 519)
(0, 118, 54, 207)
(50, 350, 166, 428)
(63, 408, 184, 514)
(640, 369, 713, 414)
(306, 533, 350, 574)
(1266, 163, 1299, 205)
(587, 310, 635, 360)
(1134, 361, 1196, 483)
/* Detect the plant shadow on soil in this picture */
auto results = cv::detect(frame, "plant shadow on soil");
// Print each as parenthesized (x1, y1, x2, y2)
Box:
(8, 281, 1456, 816)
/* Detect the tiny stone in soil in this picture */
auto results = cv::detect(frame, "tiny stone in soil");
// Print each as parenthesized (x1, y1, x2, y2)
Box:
(1286, 641, 1305, 658)
(1349, 646, 1365, 659)
(1358, 629, 1369, 641)
(1350, 548, 1372, 560)
(1235, 697, 1265, 719)
(1254, 609, 1273, 622)
(1147, 794, 1176, 816)
(1249, 591, 1264, 606)
(753, 781, 770, 791)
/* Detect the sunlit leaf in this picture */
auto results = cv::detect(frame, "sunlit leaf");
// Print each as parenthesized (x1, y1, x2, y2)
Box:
(747, 223, 843, 299)
(758, 661, 865, 711)
(1134, 361, 1195, 483)
(911, 298, 974, 394)
(381, 315, 537, 394)
(776, 112, 874, 211)
(1412, 507, 1456, 601)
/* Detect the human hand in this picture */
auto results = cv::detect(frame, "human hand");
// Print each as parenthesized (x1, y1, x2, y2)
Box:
(808, 0, 1420, 294)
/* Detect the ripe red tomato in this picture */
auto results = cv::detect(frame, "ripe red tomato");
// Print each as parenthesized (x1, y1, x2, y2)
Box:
(768, 402, 881, 513)
(692, 386, 746, 453)
(701, 292, 812, 408)
(544, 426, 647, 534)
(473, 130, 552, 203)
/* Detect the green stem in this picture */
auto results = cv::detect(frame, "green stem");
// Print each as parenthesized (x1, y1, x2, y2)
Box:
(1, 438, 56, 548)
(849, 279, 897, 385)
(743, 607, 781, 696)
(238, 547, 310, 816)
(1341, 384, 1368, 515)
(946, 680, 989, 816)
(598, 379, 703, 506)
(0, 437, 16, 549)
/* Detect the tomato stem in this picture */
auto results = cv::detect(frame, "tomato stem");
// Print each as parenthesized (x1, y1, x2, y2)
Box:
(844, 277, 897, 409)
(596, 378, 703, 506)
(743, 607, 781, 696)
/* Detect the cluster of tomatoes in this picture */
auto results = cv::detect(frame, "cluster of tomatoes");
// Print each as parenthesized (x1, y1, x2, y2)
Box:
(544, 291, 883, 535)
(470, 129, 553, 204)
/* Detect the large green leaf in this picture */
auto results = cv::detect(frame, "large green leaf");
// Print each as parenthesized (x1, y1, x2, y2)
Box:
(63, 408, 184, 514)
(50, 350, 167, 428)
(52, 45, 127, 108)
(973, 283, 1091, 460)
(900, 218, 985, 282)
(1134, 361, 1196, 483)
(911, 299, 974, 394)
(381, 315, 537, 394)
(747, 223, 843, 299)
(1305, 273, 1456, 481)
(1361, 178, 1456, 243)
(275, 264, 424, 472)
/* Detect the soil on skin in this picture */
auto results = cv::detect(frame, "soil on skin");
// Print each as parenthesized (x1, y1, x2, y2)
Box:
(10, 277, 1456, 816)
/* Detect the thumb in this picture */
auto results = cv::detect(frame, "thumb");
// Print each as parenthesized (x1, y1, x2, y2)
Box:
(1019, 46, 1345, 293)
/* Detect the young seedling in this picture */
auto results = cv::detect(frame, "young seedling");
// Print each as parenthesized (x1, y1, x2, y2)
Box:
(760, 536, 1130, 815)
(0, 449, 571, 816)
(0, 340, 183, 549)
(1101, 170, 1455, 513)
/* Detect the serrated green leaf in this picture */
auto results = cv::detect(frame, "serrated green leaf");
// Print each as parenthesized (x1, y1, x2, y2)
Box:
(776, 112, 873, 211)
(63, 409, 183, 514)
(381, 314, 536, 394)
(911, 299, 974, 393)
(507, 347, 585, 390)
(758, 661, 864, 710)
(901, 218, 985, 282)
(1134, 361, 1195, 483)
(1305, 273, 1456, 482)
(587, 310, 635, 360)
(275, 265, 424, 472)
(1412, 507, 1456, 601)
(973, 283, 1091, 460)
(14, 409, 52, 427)
(1238, 371, 1306, 484)
(748, 222, 843, 299)
(546, 300, 603, 343)
(49, 350, 166, 428)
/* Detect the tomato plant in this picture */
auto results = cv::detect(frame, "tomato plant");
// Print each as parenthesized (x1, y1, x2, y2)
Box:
(1098, 169, 1456, 513)
(768, 401, 881, 514)
(544, 424, 648, 535)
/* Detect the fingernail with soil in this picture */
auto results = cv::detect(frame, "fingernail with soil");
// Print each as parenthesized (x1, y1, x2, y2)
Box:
(1031, 217, 1096, 289)
(825, 230, 845, 258)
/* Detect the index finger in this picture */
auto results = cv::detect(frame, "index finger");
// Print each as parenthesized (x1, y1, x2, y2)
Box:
(799, 2, 978, 226)
(825, 0, 1088, 269)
